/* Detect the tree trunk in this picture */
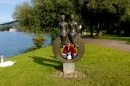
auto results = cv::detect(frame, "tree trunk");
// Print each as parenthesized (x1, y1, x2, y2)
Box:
(90, 24, 93, 37)
(96, 22, 104, 37)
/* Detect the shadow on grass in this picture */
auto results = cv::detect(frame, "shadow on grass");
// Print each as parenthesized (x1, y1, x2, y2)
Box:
(30, 56, 62, 68)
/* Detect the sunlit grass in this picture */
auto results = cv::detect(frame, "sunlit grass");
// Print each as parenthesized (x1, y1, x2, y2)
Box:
(84, 32, 130, 44)
(0, 45, 130, 86)
(94, 34, 130, 44)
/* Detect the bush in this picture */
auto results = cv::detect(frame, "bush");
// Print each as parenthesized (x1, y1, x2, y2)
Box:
(29, 46, 38, 51)
(49, 28, 59, 44)
(29, 33, 46, 51)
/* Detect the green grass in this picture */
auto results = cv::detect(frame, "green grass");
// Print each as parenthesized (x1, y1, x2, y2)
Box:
(85, 32, 130, 44)
(0, 45, 130, 86)
(94, 34, 130, 44)
(84, 32, 97, 36)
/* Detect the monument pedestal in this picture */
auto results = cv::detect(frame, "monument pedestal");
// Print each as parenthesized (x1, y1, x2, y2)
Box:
(63, 63, 75, 74)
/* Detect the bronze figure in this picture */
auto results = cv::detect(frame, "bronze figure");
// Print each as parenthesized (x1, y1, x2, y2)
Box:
(68, 14, 79, 48)
(58, 15, 68, 48)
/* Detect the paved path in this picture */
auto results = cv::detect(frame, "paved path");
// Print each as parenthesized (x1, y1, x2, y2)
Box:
(82, 37, 130, 52)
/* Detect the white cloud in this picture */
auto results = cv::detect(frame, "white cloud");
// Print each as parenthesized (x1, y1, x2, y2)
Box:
(0, 22, 3, 24)
(0, 20, 10, 24)
(11, 18, 14, 21)
(0, 18, 15, 24)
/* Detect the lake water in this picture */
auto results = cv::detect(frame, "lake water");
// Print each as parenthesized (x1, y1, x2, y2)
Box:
(0, 32, 51, 58)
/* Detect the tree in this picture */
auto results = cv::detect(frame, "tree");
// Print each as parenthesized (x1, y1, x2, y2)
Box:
(13, 1, 46, 50)
(13, 2, 35, 33)
(120, 16, 130, 36)
(79, 0, 130, 37)
(13, 0, 78, 45)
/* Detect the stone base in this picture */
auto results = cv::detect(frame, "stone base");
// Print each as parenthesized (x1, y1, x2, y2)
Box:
(51, 70, 86, 78)
(63, 63, 75, 74)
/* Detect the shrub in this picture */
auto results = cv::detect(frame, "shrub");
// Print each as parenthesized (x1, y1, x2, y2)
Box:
(29, 46, 38, 51)
(29, 33, 46, 51)
(49, 28, 59, 44)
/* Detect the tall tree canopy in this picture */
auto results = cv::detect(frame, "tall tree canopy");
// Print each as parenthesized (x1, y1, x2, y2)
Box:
(79, 0, 130, 36)
(13, 0, 130, 36)
(13, 0, 77, 33)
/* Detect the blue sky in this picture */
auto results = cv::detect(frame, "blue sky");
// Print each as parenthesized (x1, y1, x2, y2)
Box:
(0, 0, 30, 24)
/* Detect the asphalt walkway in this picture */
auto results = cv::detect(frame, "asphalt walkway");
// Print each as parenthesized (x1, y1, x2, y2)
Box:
(82, 37, 130, 52)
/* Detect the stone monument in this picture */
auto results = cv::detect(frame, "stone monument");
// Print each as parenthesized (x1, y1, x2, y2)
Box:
(53, 14, 85, 74)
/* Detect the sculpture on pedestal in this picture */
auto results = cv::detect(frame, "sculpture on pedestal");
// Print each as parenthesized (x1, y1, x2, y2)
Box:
(53, 14, 85, 63)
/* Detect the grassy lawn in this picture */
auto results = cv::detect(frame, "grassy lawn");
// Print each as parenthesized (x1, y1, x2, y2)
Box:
(84, 32, 130, 44)
(0, 45, 130, 86)
(94, 34, 130, 44)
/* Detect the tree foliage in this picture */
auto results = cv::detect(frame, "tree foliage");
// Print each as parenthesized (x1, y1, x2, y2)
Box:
(12, 0, 130, 38)
(13, 0, 78, 45)
(13, 0, 77, 33)
(79, 0, 130, 36)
